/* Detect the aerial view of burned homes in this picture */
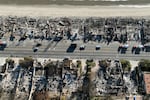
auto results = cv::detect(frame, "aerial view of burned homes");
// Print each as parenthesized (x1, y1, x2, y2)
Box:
(0, 16, 150, 100)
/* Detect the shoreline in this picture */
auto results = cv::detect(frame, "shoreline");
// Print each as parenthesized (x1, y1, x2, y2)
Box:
(0, 5, 150, 17)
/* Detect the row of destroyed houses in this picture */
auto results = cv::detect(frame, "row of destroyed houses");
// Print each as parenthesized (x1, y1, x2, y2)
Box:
(0, 58, 150, 100)
(0, 16, 150, 42)
(32, 58, 150, 100)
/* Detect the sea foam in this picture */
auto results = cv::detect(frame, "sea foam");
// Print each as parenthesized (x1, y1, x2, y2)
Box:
(119, 4, 150, 8)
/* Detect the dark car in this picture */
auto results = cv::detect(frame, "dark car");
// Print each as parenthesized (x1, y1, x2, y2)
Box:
(144, 45, 150, 52)
(80, 45, 85, 50)
(33, 47, 38, 52)
(95, 45, 101, 50)
(53, 36, 63, 41)
(132, 45, 144, 54)
(66, 43, 77, 53)
(35, 43, 42, 47)
(0, 41, 7, 50)
(118, 44, 129, 54)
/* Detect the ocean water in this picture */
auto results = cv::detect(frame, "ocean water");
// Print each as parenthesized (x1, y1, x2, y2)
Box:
(0, 0, 150, 6)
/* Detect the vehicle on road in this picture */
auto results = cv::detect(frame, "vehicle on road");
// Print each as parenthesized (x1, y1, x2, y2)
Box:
(118, 44, 129, 54)
(35, 43, 42, 47)
(144, 45, 150, 52)
(132, 44, 144, 54)
(66, 43, 77, 53)
(0, 40, 7, 46)
(70, 33, 77, 41)
(53, 36, 63, 42)
(122, 44, 129, 48)
(33, 47, 38, 52)
(0, 40, 7, 50)
(95, 45, 101, 50)
(80, 45, 85, 50)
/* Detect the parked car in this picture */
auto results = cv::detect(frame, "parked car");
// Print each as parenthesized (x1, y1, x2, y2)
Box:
(80, 45, 85, 50)
(118, 44, 129, 54)
(33, 47, 38, 52)
(95, 45, 101, 50)
(132, 44, 144, 54)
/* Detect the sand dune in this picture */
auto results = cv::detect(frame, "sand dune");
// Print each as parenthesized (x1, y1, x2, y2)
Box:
(0, 5, 150, 17)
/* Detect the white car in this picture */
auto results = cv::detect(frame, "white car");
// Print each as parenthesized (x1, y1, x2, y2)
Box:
(96, 45, 101, 50)
(80, 45, 85, 50)
(138, 44, 144, 48)
(0, 40, 7, 45)
(133, 44, 144, 49)
(33, 47, 38, 52)
(123, 44, 129, 48)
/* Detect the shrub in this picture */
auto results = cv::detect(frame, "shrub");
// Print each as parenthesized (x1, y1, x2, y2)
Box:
(120, 59, 131, 71)
(19, 56, 34, 69)
(138, 59, 150, 71)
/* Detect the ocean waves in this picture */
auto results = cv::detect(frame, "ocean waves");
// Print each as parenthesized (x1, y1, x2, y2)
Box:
(101, 0, 127, 1)
(119, 4, 150, 8)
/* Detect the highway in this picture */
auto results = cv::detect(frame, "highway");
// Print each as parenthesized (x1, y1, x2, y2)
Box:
(0, 39, 150, 60)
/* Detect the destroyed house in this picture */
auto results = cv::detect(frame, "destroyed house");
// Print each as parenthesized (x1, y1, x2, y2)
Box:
(143, 72, 150, 94)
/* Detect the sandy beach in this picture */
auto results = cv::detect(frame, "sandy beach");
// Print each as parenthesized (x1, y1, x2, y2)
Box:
(0, 5, 150, 17)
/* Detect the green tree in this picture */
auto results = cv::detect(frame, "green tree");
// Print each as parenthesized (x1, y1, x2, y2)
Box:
(138, 59, 150, 71)
(5, 58, 14, 66)
(120, 59, 131, 71)
(104, 96, 114, 100)
(1, 64, 6, 73)
(44, 62, 57, 78)
(19, 56, 34, 69)
(86, 59, 96, 68)
(76, 60, 82, 75)
(76, 60, 82, 68)
(32, 91, 49, 100)
(99, 60, 109, 67)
